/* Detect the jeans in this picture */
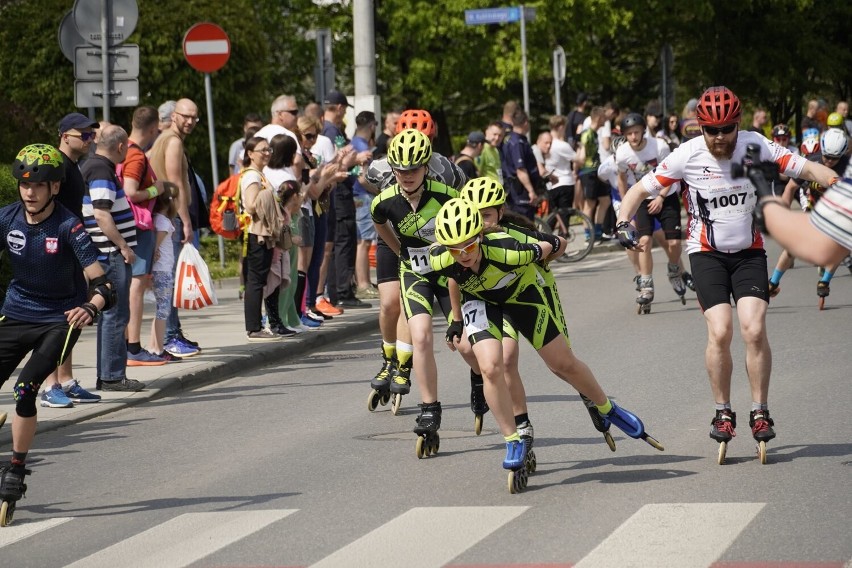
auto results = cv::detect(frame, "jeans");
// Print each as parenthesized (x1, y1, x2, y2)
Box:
(165, 217, 185, 342)
(97, 251, 132, 381)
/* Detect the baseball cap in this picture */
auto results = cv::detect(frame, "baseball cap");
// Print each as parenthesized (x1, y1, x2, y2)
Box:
(323, 90, 353, 108)
(58, 112, 99, 134)
(467, 131, 486, 145)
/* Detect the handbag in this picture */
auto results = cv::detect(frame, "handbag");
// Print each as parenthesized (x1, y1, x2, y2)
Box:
(173, 243, 218, 310)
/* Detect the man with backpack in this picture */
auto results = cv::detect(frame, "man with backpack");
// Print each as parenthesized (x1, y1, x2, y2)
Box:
(454, 131, 485, 180)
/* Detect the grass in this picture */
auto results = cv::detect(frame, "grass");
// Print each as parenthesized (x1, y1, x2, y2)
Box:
(198, 233, 242, 280)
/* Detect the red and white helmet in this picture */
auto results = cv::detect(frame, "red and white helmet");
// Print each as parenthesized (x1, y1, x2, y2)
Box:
(696, 86, 742, 126)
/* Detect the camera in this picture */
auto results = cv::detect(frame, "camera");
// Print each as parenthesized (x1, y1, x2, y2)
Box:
(730, 143, 779, 199)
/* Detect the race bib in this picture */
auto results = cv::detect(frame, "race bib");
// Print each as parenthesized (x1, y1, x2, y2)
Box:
(407, 245, 433, 275)
(462, 300, 488, 335)
(705, 190, 756, 220)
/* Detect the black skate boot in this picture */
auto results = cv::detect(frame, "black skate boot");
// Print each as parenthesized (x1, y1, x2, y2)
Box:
(367, 348, 395, 412)
(389, 357, 412, 415)
(581, 394, 615, 451)
(682, 270, 696, 291)
(710, 409, 737, 465)
(0, 463, 31, 527)
(470, 371, 489, 435)
(414, 402, 442, 458)
(750, 409, 775, 464)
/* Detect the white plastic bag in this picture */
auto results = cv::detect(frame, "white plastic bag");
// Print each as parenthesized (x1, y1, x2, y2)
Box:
(173, 243, 218, 309)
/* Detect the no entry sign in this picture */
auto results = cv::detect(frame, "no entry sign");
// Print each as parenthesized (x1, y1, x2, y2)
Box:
(183, 23, 230, 73)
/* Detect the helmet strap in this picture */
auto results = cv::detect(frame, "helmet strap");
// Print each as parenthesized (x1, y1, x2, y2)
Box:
(401, 178, 426, 200)
(21, 192, 56, 222)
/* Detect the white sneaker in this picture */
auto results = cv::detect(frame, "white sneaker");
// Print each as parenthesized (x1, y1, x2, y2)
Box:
(286, 325, 305, 334)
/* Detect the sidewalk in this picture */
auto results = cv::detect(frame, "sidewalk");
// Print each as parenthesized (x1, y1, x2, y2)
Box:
(0, 278, 380, 446)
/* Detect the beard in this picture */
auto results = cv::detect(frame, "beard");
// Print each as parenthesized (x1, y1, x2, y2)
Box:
(706, 134, 737, 160)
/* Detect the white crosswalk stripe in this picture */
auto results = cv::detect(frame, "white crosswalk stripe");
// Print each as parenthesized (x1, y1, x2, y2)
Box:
(308, 506, 529, 568)
(0, 517, 72, 548)
(63, 509, 297, 568)
(574, 502, 766, 568)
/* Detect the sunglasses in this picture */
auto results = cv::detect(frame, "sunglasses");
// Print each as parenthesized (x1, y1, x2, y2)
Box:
(67, 131, 95, 141)
(278, 109, 299, 116)
(447, 238, 480, 257)
(303, 132, 317, 140)
(703, 124, 737, 136)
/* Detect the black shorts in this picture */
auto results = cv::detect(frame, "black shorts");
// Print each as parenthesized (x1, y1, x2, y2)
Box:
(634, 194, 682, 239)
(549, 184, 575, 210)
(689, 249, 769, 310)
(580, 172, 609, 200)
(0, 318, 81, 392)
(375, 237, 400, 284)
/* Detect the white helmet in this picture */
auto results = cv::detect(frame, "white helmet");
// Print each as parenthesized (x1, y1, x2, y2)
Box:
(820, 129, 848, 159)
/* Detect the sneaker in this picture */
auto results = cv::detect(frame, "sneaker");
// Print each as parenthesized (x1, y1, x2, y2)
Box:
(154, 350, 181, 362)
(300, 314, 323, 328)
(316, 297, 343, 316)
(62, 379, 101, 403)
(337, 297, 372, 309)
(98, 378, 146, 392)
(176, 332, 200, 350)
(294, 323, 313, 332)
(127, 349, 167, 367)
(247, 329, 283, 342)
(273, 325, 297, 337)
(285, 325, 305, 334)
(355, 286, 379, 299)
(164, 339, 200, 358)
(40, 385, 74, 408)
(307, 308, 332, 321)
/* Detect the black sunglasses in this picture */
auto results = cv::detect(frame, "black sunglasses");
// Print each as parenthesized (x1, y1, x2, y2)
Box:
(278, 109, 299, 116)
(303, 132, 317, 140)
(703, 124, 737, 136)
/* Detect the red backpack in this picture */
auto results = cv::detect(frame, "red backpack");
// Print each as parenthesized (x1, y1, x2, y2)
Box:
(209, 172, 249, 239)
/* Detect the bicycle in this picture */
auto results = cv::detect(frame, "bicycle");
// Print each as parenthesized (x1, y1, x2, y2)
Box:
(534, 199, 594, 262)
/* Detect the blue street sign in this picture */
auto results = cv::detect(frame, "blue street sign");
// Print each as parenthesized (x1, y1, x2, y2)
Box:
(464, 7, 521, 25)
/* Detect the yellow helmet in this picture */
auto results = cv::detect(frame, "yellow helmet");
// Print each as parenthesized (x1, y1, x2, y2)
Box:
(460, 177, 506, 209)
(827, 112, 843, 128)
(387, 129, 432, 170)
(435, 198, 483, 246)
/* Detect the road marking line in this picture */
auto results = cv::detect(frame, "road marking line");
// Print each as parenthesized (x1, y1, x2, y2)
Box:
(574, 503, 765, 568)
(309, 506, 529, 568)
(0, 517, 72, 548)
(64, 509, 297, 568)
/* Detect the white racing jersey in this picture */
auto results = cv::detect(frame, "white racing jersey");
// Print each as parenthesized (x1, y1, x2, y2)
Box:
(640, 131, 806, 254)
(616, 138, 679, 199)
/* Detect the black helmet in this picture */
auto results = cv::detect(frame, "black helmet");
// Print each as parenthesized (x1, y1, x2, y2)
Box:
(620, 112, 646, 132)
(771, 124, 791, 138)
(12, 144, 65, 183)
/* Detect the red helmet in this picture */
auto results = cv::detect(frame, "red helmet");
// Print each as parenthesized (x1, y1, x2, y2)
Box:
(696, 86, 742, 126)
(396, 109, 436, 139)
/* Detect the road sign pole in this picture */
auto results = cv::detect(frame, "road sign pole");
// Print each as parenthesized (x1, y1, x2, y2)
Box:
(100, 0, 110, 122)
(202, 72, 225, 267)
(520, 4, 529, 115)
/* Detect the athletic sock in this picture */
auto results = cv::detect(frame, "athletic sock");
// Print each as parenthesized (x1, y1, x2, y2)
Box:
(11, 451, 27, 466)
(127, 342, 142, 355)
(504, 432, 521, 443)
(715, 402, 732, 411)
(514, 413, 529, 426)
(752, 401, 768, 412)
(396, 342, 413, 368)
(819, 270, 833, 284)
(770, 268, 785, 285)
(382, 341, 396, 360)
(595, 398, 613, 415)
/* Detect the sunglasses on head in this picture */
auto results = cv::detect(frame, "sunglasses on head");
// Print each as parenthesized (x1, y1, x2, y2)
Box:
(447, 238, 480, 257)
(703, 124, 737, 136)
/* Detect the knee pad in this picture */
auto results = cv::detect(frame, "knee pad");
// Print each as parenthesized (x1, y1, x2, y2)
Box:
(13, 379, 38, 418)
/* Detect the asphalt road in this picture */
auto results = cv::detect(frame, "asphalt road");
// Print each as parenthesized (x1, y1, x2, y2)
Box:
(1, 244, 850, 568)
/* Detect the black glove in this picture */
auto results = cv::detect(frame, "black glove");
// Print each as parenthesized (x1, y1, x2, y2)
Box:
(615, 221, 639, 249)
(730, 143, 779, 200)
(445, 320, 463, 344)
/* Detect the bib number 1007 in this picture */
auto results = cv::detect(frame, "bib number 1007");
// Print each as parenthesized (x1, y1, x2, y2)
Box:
(462, 300, 488, 335)
(708, 192, 748, 209)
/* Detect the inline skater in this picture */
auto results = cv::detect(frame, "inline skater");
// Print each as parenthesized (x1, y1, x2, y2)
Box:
(0, 144, 115, 526)
(615, 113, 689, 312)
(370, 130, 477, 456)
(616, 86, 838, 464)
(363, 110, 472, 416)
(768, 128, 850, 308)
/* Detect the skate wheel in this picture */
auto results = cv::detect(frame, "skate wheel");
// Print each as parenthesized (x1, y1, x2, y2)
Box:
(818, 297, 825, 311)
(643, 434, 665, 451)
(757, 440, 767, 464)
(391, 393, 403, 416)
(717, 441, 728, 465)
(367, 389, 381, 412)
(526, 450, 537, 473)
(415, 436, 426, 459)
(643, 305, 651, 314)
(680, 296, 686, 305)
(604, 432, 616, 452)
(379, 392, 391, 406)
(508, 471, 516, 494)
(474, 413, 483, 436)
(636, 304, 643, 315)
(0, 500, 12, 527)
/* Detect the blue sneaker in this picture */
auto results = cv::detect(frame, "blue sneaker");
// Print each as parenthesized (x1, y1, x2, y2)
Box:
(40, 385, 74, 408)
(300, 314, 322, 328)
(63, 379, 101, 403)
(127, 349, 167, 367)
(164, 338, 200, 358)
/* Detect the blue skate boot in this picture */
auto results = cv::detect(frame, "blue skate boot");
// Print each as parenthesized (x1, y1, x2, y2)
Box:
(599, 401, 665, 451)
(414, 401, 441, 459)
(0, 463, 31, 527)
(581, 394, 616, 451)
(470, 371, 489, 435)
(503, 438, 530, 494)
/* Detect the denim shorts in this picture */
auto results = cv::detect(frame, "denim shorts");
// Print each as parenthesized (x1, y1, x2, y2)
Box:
(131, 229, 156, 276)
(355, 195, 376, 241)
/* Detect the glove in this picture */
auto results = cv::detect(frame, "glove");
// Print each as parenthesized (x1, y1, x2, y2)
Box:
(445, 320, 463, 344)
(615, 221, 639, 249)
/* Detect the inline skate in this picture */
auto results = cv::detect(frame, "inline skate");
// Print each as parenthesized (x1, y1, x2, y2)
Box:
(636, 276, 654, 314)
(0, 463, 31, 527)
(516, 420, 537, 473)
(682, 269, 696, 292)
(389, 357, 412, 416)
(710, 409, 737, 464)
(414, 401, 441, 459)
(0, 411, 6, 431)
(367, 348, 395, 412)
(667, 263, 687, 305)
(470, 371, 490, 435)
(817, 281, 829, 311)
(504, 438, 531, 494)
(580, 394, 616, 451)
(598, 400, 664, 451)
(750, 409, 775, 465)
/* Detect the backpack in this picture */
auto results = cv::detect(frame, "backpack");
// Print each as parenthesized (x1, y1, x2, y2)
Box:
(209, 171, 249, 239)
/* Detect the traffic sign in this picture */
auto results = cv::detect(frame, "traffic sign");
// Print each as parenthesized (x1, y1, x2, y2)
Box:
(183, 23, 230, 73)
(75, 79, 139, 108)
(464, 7, 521, 25)
(58, 10, 89, 62)
(72, 0, 138, 46)
(74, 45, 140, 79)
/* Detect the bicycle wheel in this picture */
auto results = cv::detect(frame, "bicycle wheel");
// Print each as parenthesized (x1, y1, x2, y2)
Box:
(558, 209, 594, 262)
